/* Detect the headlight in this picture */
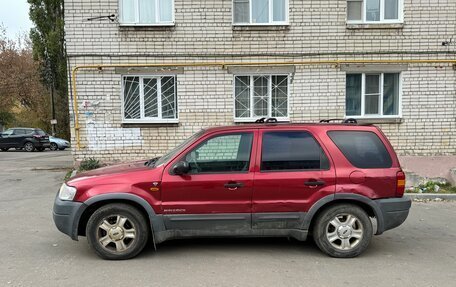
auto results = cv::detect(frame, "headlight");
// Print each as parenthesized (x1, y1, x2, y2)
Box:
(58, 184, 77, 201)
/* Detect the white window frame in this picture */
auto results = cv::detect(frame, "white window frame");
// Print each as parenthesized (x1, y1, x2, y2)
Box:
(346, 0, 403, 24)
(121, 75, 179, 124)
(232, 0, 289, 26)
(233, 74, 291, 123)
(119, 0, 175, 26)
(345, 72, 402, 119)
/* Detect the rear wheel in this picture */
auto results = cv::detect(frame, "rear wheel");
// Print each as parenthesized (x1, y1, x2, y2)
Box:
(1, 148, 8, 152)
(50, 143, 58, 151)
(86, 203, 149, 260)
(313, 204, 372, 258)
(24, 142, 35, 152)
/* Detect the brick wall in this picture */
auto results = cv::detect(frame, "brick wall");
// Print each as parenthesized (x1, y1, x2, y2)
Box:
(65, 0, 456, 162)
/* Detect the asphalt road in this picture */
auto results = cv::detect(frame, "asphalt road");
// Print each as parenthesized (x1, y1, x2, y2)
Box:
(0, 151, 455, 287)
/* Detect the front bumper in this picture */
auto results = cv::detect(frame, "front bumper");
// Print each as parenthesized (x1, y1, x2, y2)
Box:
(53, 195, 83, 240)
(374, 196, 411, 234)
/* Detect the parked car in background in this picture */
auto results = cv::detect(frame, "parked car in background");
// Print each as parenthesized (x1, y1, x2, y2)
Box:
(0, 128, 50, 152)
(53, 118, 411, 260)
(49, 136, 71, 151)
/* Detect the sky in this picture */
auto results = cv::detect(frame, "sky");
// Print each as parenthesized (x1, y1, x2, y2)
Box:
(0, 0, 33, 39)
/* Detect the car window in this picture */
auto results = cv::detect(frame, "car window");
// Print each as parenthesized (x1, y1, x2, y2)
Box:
(14, 129, 26, 135)
(261, 131, 329, 171)
(26, 129, 34, 134)
(328, 131, 392, 169)
(2, 129, 14, 136)
(35, 129, 46, 135)
(184, 133, 253, 174)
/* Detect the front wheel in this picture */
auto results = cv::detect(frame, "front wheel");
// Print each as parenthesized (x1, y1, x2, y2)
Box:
(86, 203, 149, 260)
(23, 142, 35, 152)
(313, 204, 373, 258)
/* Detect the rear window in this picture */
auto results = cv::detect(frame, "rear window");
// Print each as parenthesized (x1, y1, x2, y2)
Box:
(261, 131, 329, 171)
(328, 131, 392, 169)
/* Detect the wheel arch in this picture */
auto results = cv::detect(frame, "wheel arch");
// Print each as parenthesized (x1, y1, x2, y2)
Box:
(75, 193, 164, 244)
(303, 194, 384, 235)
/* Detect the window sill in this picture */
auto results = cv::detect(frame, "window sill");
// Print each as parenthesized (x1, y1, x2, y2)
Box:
(232, 25, 290, 32)
(347, 117, 403, 124)
(121, 122, 179, 128)
(346, 23, 404, 30)
(119, 23, 175, 31)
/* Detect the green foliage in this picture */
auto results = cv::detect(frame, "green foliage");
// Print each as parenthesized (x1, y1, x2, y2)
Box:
(28, 0, 69, 139)
(79, 158, 101, 172)
(407, 181, 456, 194)
(0, 111, 14, 126)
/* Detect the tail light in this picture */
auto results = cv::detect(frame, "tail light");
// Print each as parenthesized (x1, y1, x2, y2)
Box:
(396, 171, 406, 197)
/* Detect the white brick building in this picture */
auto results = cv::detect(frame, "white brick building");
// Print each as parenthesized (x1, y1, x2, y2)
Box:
(65, 0, 456, 163)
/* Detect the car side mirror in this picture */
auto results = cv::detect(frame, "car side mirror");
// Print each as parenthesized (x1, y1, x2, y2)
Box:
(172, 161, 190, 175)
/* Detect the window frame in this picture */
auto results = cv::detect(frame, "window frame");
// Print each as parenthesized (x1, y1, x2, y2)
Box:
(233, 74, 291, 123)
(119, 0, 175, 26)
(345, 72, 402, 119)
(177, 131, 255, 175)
(346, 0, 403, 24)
(259, 130, 331, 173)
(121, 74, 179, 124)
(232, 0, 289, 26)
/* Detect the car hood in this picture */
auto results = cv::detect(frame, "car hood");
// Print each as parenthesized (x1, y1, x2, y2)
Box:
(68, 160, 154, 183)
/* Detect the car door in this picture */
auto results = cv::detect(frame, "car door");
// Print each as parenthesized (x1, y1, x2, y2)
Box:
(11, 129, 27, 147)
(252, 128, 336, 229)
(160, 129, 258, 231)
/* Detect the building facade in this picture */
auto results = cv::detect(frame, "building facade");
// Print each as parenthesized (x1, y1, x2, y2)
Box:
(65, 0, 456, 163)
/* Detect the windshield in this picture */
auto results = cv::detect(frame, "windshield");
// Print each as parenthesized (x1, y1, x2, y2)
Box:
(154, 129, 205, 167)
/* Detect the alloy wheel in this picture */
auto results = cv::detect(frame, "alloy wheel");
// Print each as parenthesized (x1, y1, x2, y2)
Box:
(24, 142, 34, 152)
(325, 213, 364, 251)
(96, 215, 137, 253)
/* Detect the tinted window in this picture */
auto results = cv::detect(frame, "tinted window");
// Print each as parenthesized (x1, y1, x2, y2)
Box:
(185, 133, 253, 174)
(261, 131, 329, 171)
(328, 131, 392, 168)
(14, 129, 26, 135)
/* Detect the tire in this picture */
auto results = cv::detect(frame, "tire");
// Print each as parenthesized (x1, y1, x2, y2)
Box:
(23, 142, 35, 152)
(1, 148, 8, 152)
(50, 143, 58, 151)
(86, 203, 149, 260)
(312, 204, 373, 258)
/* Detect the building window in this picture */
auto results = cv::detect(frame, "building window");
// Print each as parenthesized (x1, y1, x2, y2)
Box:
(234, 75, 289, 122)
(233, 0, 288, 25)
(346, 73, 401, 118)
(347, 0, 402, 23)
(120, 0, 174, 25)
(122, 76, 178, 123)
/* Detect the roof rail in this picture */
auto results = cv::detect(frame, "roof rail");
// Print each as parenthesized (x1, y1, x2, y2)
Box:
(255, 118, 278, 124)
(320, 118, 358, 124)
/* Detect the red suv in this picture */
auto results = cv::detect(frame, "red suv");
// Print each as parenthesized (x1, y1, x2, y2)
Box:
(53, 119, 411, 260)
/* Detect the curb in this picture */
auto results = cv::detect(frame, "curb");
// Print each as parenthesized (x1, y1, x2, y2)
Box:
(405, 193, 456, 201)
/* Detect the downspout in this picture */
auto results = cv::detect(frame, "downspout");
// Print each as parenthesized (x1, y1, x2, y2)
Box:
(71, 59, 456, 150)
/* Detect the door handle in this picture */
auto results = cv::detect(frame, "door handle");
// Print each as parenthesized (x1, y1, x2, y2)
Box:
(304, 180, 325, 187)
(224, 182, 244, 190)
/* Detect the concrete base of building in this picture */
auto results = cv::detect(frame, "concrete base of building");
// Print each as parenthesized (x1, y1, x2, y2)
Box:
(399, 156, 456, 187)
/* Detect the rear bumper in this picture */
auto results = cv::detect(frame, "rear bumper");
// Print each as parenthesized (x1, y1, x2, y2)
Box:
(374, 196, 411, 234)
(53, 195, 84, 240)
